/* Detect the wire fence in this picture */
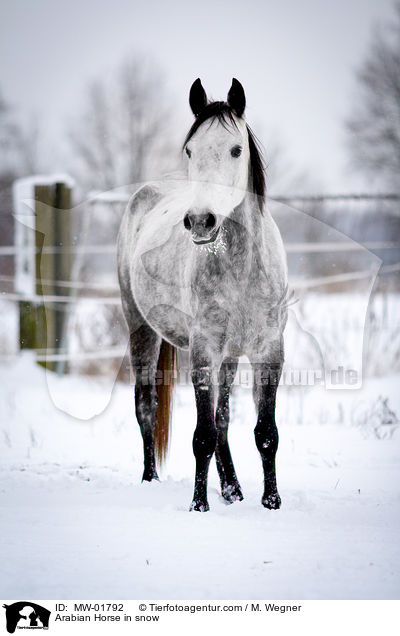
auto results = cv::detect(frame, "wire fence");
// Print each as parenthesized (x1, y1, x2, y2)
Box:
(2, 192, 399, 363)
(1, 260, 400, 303)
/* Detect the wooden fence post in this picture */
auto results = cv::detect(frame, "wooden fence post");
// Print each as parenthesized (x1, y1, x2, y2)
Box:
(34, 184, 55, 369)
(15, 178, 73, 372)
(54, 182, 72, 374)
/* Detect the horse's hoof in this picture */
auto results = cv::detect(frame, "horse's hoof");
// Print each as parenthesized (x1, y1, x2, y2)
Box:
(189, 500, 210, 512)
(262, 492, 281, 509)
(141, 470, 160, 483)
(222, 483, 244, 504)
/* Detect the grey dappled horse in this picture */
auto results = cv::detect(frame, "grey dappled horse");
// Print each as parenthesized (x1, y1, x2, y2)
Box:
(117, 78, 288, 511)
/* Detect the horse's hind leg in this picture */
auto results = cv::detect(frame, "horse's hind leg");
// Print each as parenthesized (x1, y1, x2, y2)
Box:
(252, 352, 283, 509)
(130, 324, 161, 482)
(215, 358, 243, 503)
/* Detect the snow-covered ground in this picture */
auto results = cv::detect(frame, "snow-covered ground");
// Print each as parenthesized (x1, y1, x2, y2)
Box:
(1, 354, 399, 600)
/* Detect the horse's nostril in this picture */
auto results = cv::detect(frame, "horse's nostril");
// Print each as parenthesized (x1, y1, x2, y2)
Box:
(183, 213, 192, 230)
(205, 213, 217, 229)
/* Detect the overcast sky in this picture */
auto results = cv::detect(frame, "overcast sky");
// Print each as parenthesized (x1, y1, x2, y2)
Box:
(0, 0, 395, 193)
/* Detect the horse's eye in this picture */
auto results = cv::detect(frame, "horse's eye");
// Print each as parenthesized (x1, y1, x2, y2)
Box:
(231, 145, 242, 158)
(185, 147, 192, 158)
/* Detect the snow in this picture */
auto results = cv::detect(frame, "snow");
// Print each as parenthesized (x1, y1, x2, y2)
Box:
(13, 174, 75, 197)
(1, 354, 399, 600)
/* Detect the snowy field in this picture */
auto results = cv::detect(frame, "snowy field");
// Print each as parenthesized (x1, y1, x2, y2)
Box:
(1, 354, 399, 600)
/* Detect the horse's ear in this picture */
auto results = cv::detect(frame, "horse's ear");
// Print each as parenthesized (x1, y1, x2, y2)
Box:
(227, 78, 246, 118)
(189, 78, 208, 117)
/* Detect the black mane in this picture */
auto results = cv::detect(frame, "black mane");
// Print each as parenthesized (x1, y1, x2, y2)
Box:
(183, 101, 266, 210)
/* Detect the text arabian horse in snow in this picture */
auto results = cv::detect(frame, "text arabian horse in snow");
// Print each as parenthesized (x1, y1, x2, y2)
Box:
(117, 79, 288, 511)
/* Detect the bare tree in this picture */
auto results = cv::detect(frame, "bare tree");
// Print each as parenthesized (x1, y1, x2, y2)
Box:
(0, 87, 42, 265)
(66, 57, 179, 378)
(264, 137, 321, 197)
(0, 88, 42, 176)
(68, 55, 177, 193)
(345, 2, 400, 190)
(0, 90, 17, 173)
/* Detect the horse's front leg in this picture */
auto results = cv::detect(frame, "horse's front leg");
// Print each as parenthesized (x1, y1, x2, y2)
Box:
(253, 360, 283, 509)
(190, 340, 217, 512)
(215, 358, 243, 503)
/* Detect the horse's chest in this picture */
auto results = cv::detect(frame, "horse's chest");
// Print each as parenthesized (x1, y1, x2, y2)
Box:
(193, 264, 281, 355)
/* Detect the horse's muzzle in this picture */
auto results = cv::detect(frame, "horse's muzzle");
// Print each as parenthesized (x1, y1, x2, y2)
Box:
(183, 210, 219, 244)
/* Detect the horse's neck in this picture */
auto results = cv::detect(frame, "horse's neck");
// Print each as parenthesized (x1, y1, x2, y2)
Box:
(230, 192, 265, 250)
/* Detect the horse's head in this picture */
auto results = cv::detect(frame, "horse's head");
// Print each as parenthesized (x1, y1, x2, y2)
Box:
(183, 78, 265, 245)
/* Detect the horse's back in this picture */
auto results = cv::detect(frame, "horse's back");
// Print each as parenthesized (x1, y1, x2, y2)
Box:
(117, 180, 192, 344)
(117, 183, 163, 329)
(118, 182, 162, 260)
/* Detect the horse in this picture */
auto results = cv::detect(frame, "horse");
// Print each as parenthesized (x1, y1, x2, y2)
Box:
(117, 78, 288, 511)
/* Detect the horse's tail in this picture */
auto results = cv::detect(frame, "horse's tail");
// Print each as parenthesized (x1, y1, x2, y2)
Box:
(155, 339, 177, 466)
